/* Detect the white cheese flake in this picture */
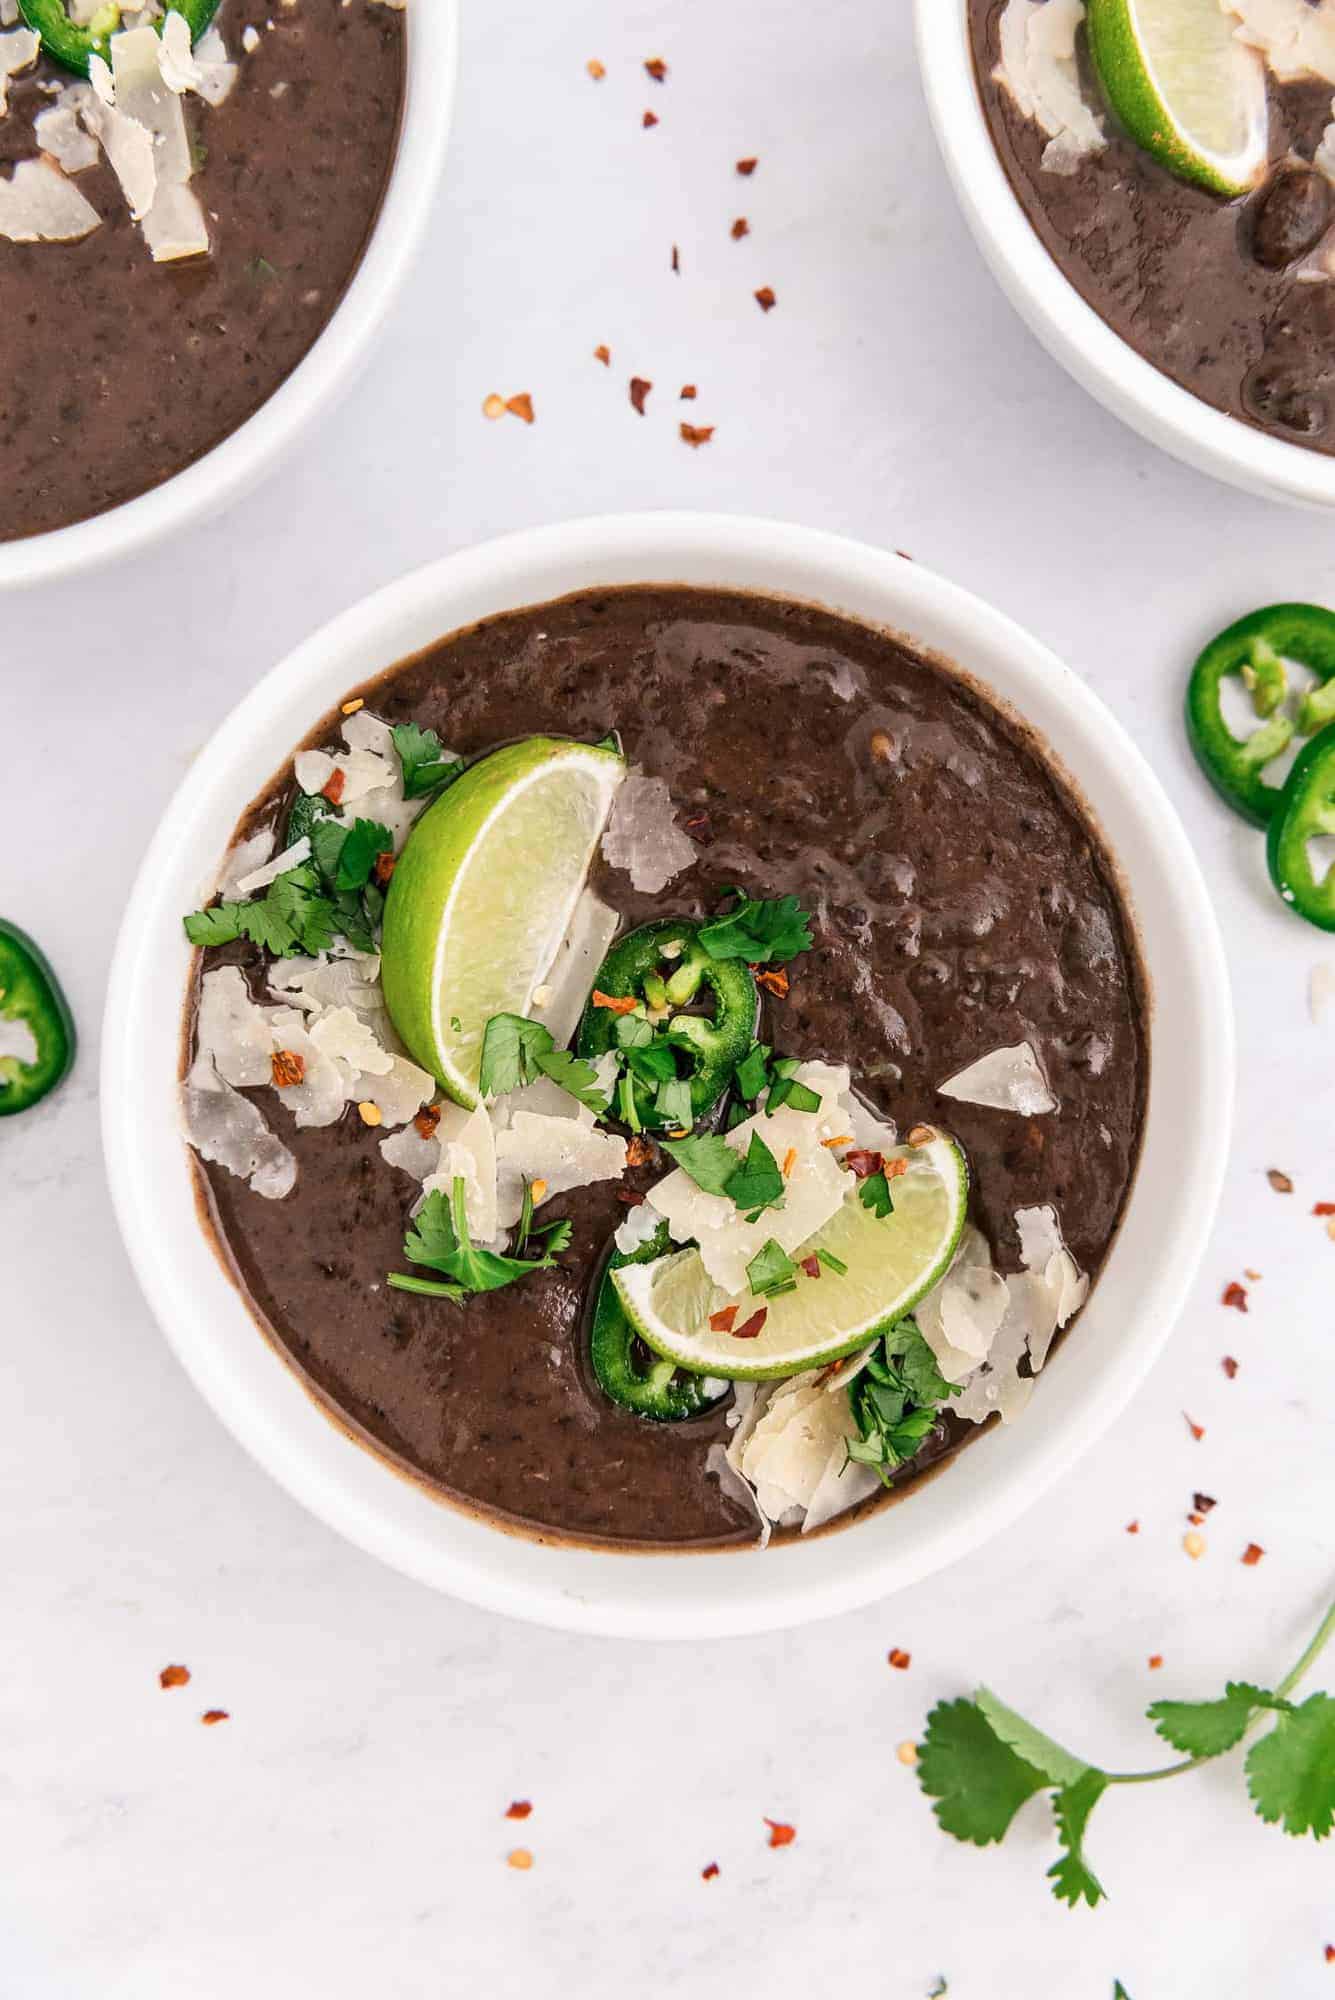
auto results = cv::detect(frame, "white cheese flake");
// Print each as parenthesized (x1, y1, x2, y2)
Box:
(0, 24, 38, 115)
(1224, 0, 1335, 83)
(34, 84, 101, 173)
(0, 154, 101, 241)
(601, 772, 698, 894)
(938, 1039, 1057, 1116)
(530, 888, 621, 1049)
(234, 835, 311, 896)
(994, 0, 1105, 175)
(182, 1055, 296, 1201)
(420, 1102, 499, 1243)
(494, 1110, 628, 1230)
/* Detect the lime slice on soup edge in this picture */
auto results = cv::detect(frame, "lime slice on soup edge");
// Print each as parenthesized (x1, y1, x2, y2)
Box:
(613, 1135, 969, 1381)
(380, 737, 625, 1106)
(1086, 0, 1269, 197)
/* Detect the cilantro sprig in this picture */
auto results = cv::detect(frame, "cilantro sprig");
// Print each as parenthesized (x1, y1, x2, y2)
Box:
(699, 890, 813, 966)
(917, 1595, 1335, 1908)
(390, 721, 465, 801)
(660, 1128, 786, 1223)
(846, 1320, 957, 1481)
(477, 1013, 610, 1114)
(183, 815, 395, 959)
(388, 1177, 570, 1301)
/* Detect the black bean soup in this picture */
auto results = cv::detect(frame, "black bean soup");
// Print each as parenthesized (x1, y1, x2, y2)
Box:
(190, 587, 1149, 1551)
(1, 0, 405, 541)
(970, 0, 1335, 453)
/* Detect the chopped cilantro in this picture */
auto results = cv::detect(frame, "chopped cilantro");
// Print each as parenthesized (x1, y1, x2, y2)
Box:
(766, 1057, 821, 1115)
(184, 903, 246, 948)
(391, 721, 464, 801)
(654, 1076, 694, 1130)
(746, 1239, 798, 1298)
(699, 890, 813, 966)
(537, 1047, 612, 1116)
(816, 1247, 847, 1276)
(658, 1132, 738, 1197)
(388, 1177, 569, 1300)
(724, 1130, 785, 1221)
(858, 1168, 895, 1218)
(478, 1013, 609, 1113)
(734, 1040, 772, 1101)
(613, 1012, 654, 1050)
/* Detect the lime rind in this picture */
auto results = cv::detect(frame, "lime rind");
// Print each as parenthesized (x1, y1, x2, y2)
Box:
(1086, 0, 1270, 197)
(613, 1135, 970, 1381)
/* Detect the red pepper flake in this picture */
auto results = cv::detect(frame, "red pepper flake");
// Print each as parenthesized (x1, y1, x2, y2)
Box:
(736, 156, 758, 175)
(414, 1103, 442, 1141)
(643, 109, 659, 128)
(800, 1254, 821, 1280)
(885, 1157, 908, 1180)
(1188, 1512, 1205, 1526)
(271, 1049, 305, 1089)
(1267, 1168, 1294, 1194)
(733, 1307, 768, 1340)
(1314, 1202, 1335, 1216)
(1194, 1492, 1217, 1514)
(373, 851, 396, 887)
(709, 1305, 739, 1334)
(764, 1819, 796, 1848)
(1222, 1355, 1239, 1380)
(671, 243, 680, 273)
(888, 1648, 911, 1670)
(629, 376, 652, 416)
(594, 343, 611, 366)
(680, 384, 697, 400)
(159, 1664, 190, 1689)
(755, 967, 789, 998)
(592, 989, 639, 1014)
(1148, 1654, 1164, 1670)
(1325, 1945, 1334, 1963)
(754, 286, 777, 312)
(644, 56, 667, 81)
(626, 1136, 654, 1167)
(321, 767, 346, 806)
(586, 58, 605, 80)
(701, 1862, 719, 1881)
(680, 422, 715, 448)
(1183, 1412, 1205, 1442)
(683, 811, 711, 836)
(1242, 1542, 1265, 1566)
(1222, 1280, 1248, 1312)
(781, 1146, 798, 1178)
(201, 1709, 229, 1726)
(844, 1149, 884, 1181)
(731, 216, 750, 240)
(505, 393, 535, 425)
(1126, 1520, 1140, 1534)
(505, 1801, 533, 1820)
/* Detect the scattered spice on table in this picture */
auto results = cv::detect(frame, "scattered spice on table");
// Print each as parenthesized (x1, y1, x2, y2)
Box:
(765, 1818, 797, 1846)
(629, 377, 652, 416)
(505, 393, 535, 424)
(1242, 1543, 1266, 1566)
(1223, 1355, 1239, 1379)
(1184, 1531, 1207, 1560)
(586, 58, 605, 80)
(644, 57, 667, 81)
(754, 285, 777, 311)
(671, 243, 680, 272)
(680, 422, 715, 448)
(593, 343, 610, 366)
(1148, 1654, 1164, 1670)
(1315, 1202, 1335, 1217)
(482, 393, 506, 420)
(505, 1801, 533, 1820)
(1184, 1412, 1205, 1441)
(896, 1740, 919, 1767)
(201, 1709, 229, 1726)
(1194, 1493, 1217, 1514)
(158, 1664, 190, 1689)
(1267, 1168, 1294, 1194)
(736, 156, 758, 175)
(888, 1647, 912, 1670)
(1222, 1280, 1249, 1311)
(731, 217, 749, 240)
(1126, 1519, 1140, 1534)
(643, 109, 659, 128)
(680, 383, 697, 399)
(507, 1848, 533, 1871)
(701, 1861, 719, 1880)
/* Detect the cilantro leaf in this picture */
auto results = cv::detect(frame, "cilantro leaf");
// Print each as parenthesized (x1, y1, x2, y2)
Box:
(309, 815, 350, 887)
(859, 1169, 894, 1218)
(917, 1698, 1050, 1845)
(747, 1239, 798, 1298)
(892, 1322, 960, 1405)
(183, 903, 245, 948)
(535, 1047, 611, 1116)
(1245, 1693, 1335, 1838)
(1048, 1769, 1109, 1909)
(734, 1041, 772, 1101)
(659, 1133, 739, 1197)
(332, 818, 393, 892)
(976, 1689, 1092, 1789)
(766, 1058, 822, 1115)
(654, 1076, 694, 1130)
(391, 1178, 568, 1300)
(478, 1014, 555, 1097)
(613, 1012, 653, 1050)
(1113, 1986, 1132, 2000)
(285, 791, 331, 847)
(391, 721, 464, 801)
(1147, 1682, 1283, 1759)
(725, 1131, 785, 1220)
(699, 892, 814, 966)
(626, 1040, 679, 1086)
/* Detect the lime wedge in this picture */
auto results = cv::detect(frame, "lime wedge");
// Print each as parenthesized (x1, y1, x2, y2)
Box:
(380, 737, 625, 1105)
(614, 1135, 969, 1380)
(1086, 0, 1269, 197)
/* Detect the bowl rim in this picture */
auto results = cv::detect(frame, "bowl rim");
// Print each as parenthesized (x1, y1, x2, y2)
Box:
(913, 0, 1335, 510)
(0, 0, 458, 592)
(101, 511, 1235, 1639)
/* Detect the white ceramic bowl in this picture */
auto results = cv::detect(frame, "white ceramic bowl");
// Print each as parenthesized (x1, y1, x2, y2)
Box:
(0, 2, 457, 592)
(102, 513, 1233, 1639)
(915, 1, 1335, 510)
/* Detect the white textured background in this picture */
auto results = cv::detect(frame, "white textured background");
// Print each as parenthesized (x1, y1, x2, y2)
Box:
(3, 2, 1333, 1994)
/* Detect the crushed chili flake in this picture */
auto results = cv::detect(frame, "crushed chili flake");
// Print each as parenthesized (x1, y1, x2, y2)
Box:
(1183, 1412, 1205, 1442)
(593, 989, 639, 1014)
(1314, 1201, 1335, 1217)
(782, 1147, 798, 1178)
(733, 1307, 768, 1340)
(1242, 1542, 1265, 1566)
(683, 813, 711, 838)
(821, 1134, 854, 1149)
(1193, 1492, 1217, 1514)
(680, 422, 715, 448)
(755, 967, 789, 997)
(1148, 1654, 1164, 1670)
(736, 156, 758, 174)
(1126, 1520, 1140, 1534)
(886, 1157, 908, 1180)
(159, 1664, 190, 1689)
(844, 1149, 883, 1180)
(320, 768, 346, 806)
(505, 393, 535, 424)
(414, 1104, 442, 1140)
(373, 851, 396, 887)
(586, 58, 605, 79)
(1222, 1355, 1239, 1380)
(505, 1801, 533, 1820)
(643, 109, 659, 128)
(731, 216, 749, 240)
(644, 56, 667, 80)
(340, 697, 365, 717)
(754, 286, 777, 311)
(626, 1136, 654, 1167)
(1267, 1168, 1294, 1194)
(629, 377, 652, 416)
(1244, 1268, 1262, 1282)
(1188, 1512, 1204, 1526)
(800, 1255, 821, 1279)
(709, 1305, 739, 1333)
(701, 1862, 719, 1881)
(888, 1648, 911, 1670)
(616, 1190, 646, 1207)
(271, 1049, 305, 1089)
(482, 393, 506, 420)
(671, 242, 680, 272)
(1222, 1281, 1248, 1311)
(201, 1709, 229, 1726)
(764, 1819, 796, 1847)
(1325, 1945, 1334, 1963)
(594, 343, 611, 365)
(680, 384, 697, 400)
(506, 1848, 533, 1871)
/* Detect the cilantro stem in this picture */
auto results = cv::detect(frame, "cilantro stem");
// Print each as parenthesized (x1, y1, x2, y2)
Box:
(1103, 1595, 1335, 1789)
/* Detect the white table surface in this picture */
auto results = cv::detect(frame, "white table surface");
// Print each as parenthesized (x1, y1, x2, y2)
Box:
(3, 2, 1333, 1994)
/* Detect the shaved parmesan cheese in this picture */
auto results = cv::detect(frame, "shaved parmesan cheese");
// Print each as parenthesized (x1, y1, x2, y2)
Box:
(265, 1007, 350, 1127)
(295, 745, 396, 805)
(1014, 1205, 1087, 1335)
(1225, 0, 1335, 82)
(141, 177, 209, 261)
(939, 1040, 1056, 1116)
(995, 0, 1105, 174)
(182, 1055, 296, 1200)
(215, 826, 276, 897)
(421, 1102, 498, 1242)
(189, 21, 237, 105)
(309, 1005, 395, 1077)
(235, 835, 311, 896)
(347, 1054, 433, 1129)
(952, 1289, 1037, 1426)
(725, 1371, 880, 1534)
(614, 1199, 665, 1255)
(379, 1119, 442, 1182)
(267, 951, 385, 1023)
(195, 966, 273, 1088)
(531, 888, 621, 1048)
(0, 3, 19, 27)
(340, 710, 395, 758)
(0, 24, 38, 114)
(1015, 1203, 1063, 1272)
(601, 772, 698, 894)
(494, 1110, 628, 1229)
(34, 86, 101, 173)
(0, 156, 101, 242)
(915, 1225, 1006, 1380)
